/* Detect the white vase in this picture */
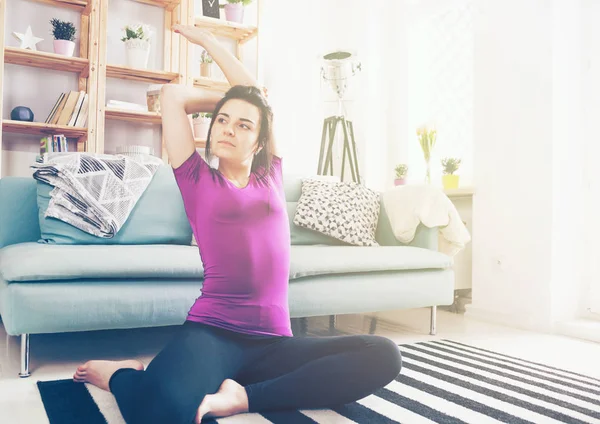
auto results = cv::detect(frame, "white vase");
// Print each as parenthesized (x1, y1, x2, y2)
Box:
(124, 39, 150, 69)
(224, 3, 244, 23)
(193, 119, 211, 139)
(53, 40, 75, 57)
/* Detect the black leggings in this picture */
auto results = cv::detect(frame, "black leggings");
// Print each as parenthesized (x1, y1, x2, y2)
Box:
(109, 320, 402, 424)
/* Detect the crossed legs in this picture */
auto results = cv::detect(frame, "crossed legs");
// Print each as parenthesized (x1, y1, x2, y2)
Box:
(74, 321, 402, 424)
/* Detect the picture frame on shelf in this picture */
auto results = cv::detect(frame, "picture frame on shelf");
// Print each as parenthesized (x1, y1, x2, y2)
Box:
(202, 0, 220, 19)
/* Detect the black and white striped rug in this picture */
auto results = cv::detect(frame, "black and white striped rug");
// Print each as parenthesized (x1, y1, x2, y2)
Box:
(37, 339, 600, 424)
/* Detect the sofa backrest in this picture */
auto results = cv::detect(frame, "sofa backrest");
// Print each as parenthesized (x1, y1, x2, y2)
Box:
(0, 177, 41, 248)
(0, 171, 412, 249)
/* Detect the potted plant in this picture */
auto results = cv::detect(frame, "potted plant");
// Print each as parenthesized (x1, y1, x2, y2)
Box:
(417, 126, 437, 184)
(193, 112, 212, 138)
(200, 50, 213, 78)
(441, 157, 461, 189)
(50, 18, 76, 57)
(221, 0, 253, 24)
(394, 164, 408, 186)
(121, 23, 153, 69)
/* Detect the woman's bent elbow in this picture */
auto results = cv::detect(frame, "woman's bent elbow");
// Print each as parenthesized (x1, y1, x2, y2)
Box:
(160, 84, 182, 104)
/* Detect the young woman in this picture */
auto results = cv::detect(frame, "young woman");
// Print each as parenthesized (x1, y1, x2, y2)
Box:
(73, 25, 402, 424)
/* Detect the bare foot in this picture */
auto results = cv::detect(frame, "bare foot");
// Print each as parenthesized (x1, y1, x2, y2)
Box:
(72, 359, 144, 392)
(195, 379, 249, 423)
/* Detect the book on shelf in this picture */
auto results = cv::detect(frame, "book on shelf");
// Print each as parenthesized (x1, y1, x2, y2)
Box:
(45, 90, 88, 128)
(40, 134, 68, 157)
(106, 99, 149, 112)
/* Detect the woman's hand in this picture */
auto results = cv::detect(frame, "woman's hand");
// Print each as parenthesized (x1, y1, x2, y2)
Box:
(172, 24, 217, 47)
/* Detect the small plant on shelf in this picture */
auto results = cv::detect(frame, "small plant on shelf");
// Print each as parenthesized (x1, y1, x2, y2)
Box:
(441, 157, 461, 189)
(121, 23, 153, 42)
(441, 157, 461, 175)
(200, 50, 213, 64)
(221, 0, 253, 23)
(121, 23, 153, 69)
(193, 113, 212, 139)
(200, 50, 213, 77)
(394, 164, 408, 186)
(50, 18, 76, 57)
(50, 18, 76, 41)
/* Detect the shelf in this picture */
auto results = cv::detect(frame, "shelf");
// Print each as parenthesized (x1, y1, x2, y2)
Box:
(2, 120, 87, 138)
(4, 47, 89, 77)
(194, 16, 258, 43)
(194, 138, 206, 148)
(106, 64, 179, 84)
(444, 187, 474, 199)
(193, 77, 230, 92)
(130, 0, 180, 11)
(105, 108, 162, 124)
(30, 0, 89, 13)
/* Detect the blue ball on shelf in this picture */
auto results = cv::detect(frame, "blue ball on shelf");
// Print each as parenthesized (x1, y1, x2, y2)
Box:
(10, 106, 34, 122)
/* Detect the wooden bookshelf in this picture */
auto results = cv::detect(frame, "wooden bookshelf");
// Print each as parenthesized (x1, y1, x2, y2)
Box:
(194, 15, 258, 43)
(1, 0, 260, 174)
(2, 120, 88, 139)
(131, 0, 180, 11)
(4, 47, 90, 77)
(105, 108, 161, 124)
(30, 0, 89, 12)
(193, 76, 230, 92)
(106, 64, 179, 84)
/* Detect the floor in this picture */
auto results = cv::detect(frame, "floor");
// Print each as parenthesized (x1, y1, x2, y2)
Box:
(1, 308, 599, 423)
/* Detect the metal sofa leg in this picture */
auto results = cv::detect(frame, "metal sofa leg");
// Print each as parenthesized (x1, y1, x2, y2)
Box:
(19, 334, 31, 378)
(329, 315, 336, 334)
(300, 317, 308, 336)
(369, 317, 378, 334)
(430, 306, 437, 336)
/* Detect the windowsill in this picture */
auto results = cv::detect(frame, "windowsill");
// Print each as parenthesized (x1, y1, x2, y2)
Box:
(554, 318, 600, 343)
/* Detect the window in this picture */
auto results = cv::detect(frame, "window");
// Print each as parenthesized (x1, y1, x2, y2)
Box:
(406, 0, 474, 185)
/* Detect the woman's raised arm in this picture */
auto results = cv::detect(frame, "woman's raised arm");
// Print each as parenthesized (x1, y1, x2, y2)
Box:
(160, 85, 223, 169)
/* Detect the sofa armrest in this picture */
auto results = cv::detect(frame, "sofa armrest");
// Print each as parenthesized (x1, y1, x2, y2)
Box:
(376, 222, 439, 251)
(0, 177, 41, 248)
(408, 224, 439, 250)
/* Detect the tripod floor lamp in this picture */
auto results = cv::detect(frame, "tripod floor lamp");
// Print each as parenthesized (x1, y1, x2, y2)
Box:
(317, 51, 362, 183)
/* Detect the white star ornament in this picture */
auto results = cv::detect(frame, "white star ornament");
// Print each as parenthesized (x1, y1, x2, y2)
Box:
(13, 26, 44, 51)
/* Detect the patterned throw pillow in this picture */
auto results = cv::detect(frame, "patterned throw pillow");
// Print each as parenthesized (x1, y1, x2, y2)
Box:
(293, 178, 381, 246)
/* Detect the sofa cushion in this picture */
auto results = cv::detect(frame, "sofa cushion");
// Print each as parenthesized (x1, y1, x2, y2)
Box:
(287, 202, 346, 246)
(293, 179, 381, 246)
(0, 243, 204, 282)
(289, 245, 452, 279)
(36, 165, 193, 245)
(0, 243, 451, 283)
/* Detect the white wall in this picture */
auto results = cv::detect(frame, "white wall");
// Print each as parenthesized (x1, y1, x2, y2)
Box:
(582, 0, 600, 316)
(550, 0, 585, 324)
(469, 0, 554, 329)
(468, 0, 592, 330)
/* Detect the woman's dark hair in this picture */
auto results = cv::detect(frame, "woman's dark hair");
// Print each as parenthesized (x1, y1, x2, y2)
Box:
(205, 85, 274, 184)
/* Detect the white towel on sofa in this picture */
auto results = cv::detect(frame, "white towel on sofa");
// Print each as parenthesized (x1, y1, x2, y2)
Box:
(382, 184, 471, 256)
(31, 152, 163, 238)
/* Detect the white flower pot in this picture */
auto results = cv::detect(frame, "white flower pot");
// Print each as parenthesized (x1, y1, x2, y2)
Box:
(193, 119, 211, 139)
(53, 40, 75, 57)
(124, 39, 150, 69)
(224, 3, 244, 23)
(200, 62, 212, 77)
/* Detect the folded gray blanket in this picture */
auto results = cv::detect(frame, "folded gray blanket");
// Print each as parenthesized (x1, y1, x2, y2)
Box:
(31, 152, 163, 238)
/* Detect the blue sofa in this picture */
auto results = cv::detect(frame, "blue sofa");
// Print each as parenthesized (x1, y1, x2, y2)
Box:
(0, 168, 454, 377)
